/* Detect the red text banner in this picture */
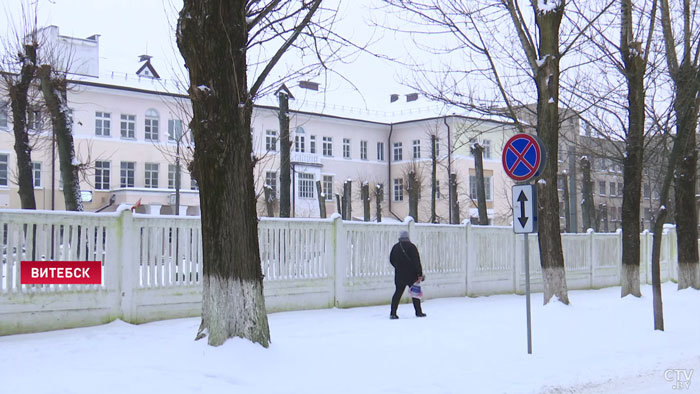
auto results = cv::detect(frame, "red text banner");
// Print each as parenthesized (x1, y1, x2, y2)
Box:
(20, 261, 102, 285)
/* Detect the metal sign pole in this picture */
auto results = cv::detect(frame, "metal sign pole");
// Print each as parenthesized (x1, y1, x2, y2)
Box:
(524, 232, 532, 354)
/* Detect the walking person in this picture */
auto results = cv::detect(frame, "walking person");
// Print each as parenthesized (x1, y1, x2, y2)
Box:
(389, 230, 426, 319)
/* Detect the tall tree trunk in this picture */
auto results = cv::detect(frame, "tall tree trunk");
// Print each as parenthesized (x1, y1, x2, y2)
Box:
(660, 0, 700, 290)
(335, 193, 342, 217)
(567, 146, 578, 232)
(430, 135, 438, 223)
(471, 143, 488, 225)
(264, 186, 275, 217)
(177, 1, 269, 347)
(37, 65, 82, 211)
(450, 173, 459, 224)
(407, 171, 418, 222)
(315, 180, 326, 218)
(342, 180, 352, 220)
(279, 91, 291, 218)
(376, 184, 383, 222)
(362, 182, 370, 222)
(561, 172, 570, 232)
(502, 0, 570, 303)
(580, 157, 596, 232)
(8, 44, 37, 210)
(620, 0, 647, 298)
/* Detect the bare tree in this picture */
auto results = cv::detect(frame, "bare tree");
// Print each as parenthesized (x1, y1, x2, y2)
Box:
(470, 142, 488, 225)
(279, 90, 291, 218)
(37, 64, 82, 211)
(176, 0, 334, 347)
(660, 0, 700, 290)
(4, 41, 38, 209)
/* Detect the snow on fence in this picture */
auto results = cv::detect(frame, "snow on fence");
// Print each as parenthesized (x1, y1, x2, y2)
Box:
(0, 209, 679, 335)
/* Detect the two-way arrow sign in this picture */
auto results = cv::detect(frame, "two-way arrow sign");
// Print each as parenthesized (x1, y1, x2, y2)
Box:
(513, 185, 537, 234)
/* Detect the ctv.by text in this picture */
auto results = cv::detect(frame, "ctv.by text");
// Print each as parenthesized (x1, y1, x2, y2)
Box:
(665, 369, 694, 390)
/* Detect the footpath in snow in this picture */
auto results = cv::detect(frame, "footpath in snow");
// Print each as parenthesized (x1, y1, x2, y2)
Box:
(1, 283, 698, 394)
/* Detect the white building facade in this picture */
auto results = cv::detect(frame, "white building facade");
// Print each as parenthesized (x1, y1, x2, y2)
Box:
(0, 27, 519, 224)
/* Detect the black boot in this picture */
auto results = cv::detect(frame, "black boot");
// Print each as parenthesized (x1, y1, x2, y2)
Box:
(413, 298, 427, 317)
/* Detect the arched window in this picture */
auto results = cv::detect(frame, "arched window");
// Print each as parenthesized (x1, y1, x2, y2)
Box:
(145, 109, 159, 141)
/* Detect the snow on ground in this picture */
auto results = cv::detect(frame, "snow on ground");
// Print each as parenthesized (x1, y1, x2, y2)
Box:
(1, 283, 699, 394)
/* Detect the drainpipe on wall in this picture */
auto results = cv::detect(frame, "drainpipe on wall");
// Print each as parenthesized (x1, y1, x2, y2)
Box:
(388, 124, 401, 220)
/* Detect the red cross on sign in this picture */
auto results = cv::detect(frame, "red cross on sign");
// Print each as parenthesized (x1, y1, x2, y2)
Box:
(502, 134, 546, 182)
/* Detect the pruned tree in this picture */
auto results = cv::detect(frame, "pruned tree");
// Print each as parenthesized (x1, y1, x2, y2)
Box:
(1, 5, 40, 210)
(176, 0, 331, 347)
(580, 156, 596, 231)
(315, 180, 326, 218)
(279, 90, 291, 218)
(660, 0, 700, 290)
(37, 64, 82, 211)
(470, 141, 488, 225)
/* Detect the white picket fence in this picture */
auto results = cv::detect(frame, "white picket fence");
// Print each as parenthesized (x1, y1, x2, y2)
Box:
(0, 209, 679, 335)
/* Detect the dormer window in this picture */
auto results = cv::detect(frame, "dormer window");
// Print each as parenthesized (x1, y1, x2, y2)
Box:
(136, 55, 161, 79)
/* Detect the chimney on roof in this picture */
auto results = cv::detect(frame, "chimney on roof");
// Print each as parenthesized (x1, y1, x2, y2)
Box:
(299, 80, 319, 91)
(406, 93, 418, 102)
(390, 94, 399, 103)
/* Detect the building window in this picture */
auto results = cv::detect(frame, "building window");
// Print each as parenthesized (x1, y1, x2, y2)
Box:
(298, 173, 314, 199)
(393, 142, 403, 161)
(191, 177, 198, 191)
(168, 119, 183, 141)
(609, 182, 615, 196)
(618, 182, 624, 197)
(323, 137, 333, 157)
(145, 163, 159, 188)
(360, 140, 368, 160)
(599, 181, 606, 196)
(265, 171, 277, 196)
(377, 142, 385, 161)
(28, 108, 42, 130)
(0, 154, 7, 186)
(120, 162, 135, 188)
(323, 175, 333, 201)
(643, 183, 650, 199)
(482, 140, 491, 159)
(295, 135, 305, 153)
(0, 102, 8, 128)
(95, 112, 111, 136)
(168, 164, 181, 189)
(120, 114, 136, 139)
(343, 138, 350, 159)
(310, 135, 316, 154)
(32, 162, 41, 187)
(265, 130, 277, 151)
(413, 140, 421, 159)
(393, 178, 403, 201)
(95, 161, 110, 190)
(144, 109, 159, 141)
(469, 175, 492, 201)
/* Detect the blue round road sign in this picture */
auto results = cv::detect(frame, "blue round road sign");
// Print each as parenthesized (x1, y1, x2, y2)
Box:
(502, 134, 545, 182)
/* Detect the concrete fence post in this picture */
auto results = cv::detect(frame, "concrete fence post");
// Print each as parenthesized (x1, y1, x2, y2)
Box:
(588, 228, 595, 288)
(332, 214, 346, 307)
(116, 210, 138, 322)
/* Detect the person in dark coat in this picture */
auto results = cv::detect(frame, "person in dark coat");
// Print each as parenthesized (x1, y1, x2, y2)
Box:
(389, 230, 426, 319)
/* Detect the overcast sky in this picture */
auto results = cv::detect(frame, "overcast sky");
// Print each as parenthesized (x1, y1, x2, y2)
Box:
(1, 0, 420, 113)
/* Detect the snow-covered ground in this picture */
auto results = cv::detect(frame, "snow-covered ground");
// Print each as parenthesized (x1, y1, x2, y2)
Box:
(1, 283, 698, 394)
